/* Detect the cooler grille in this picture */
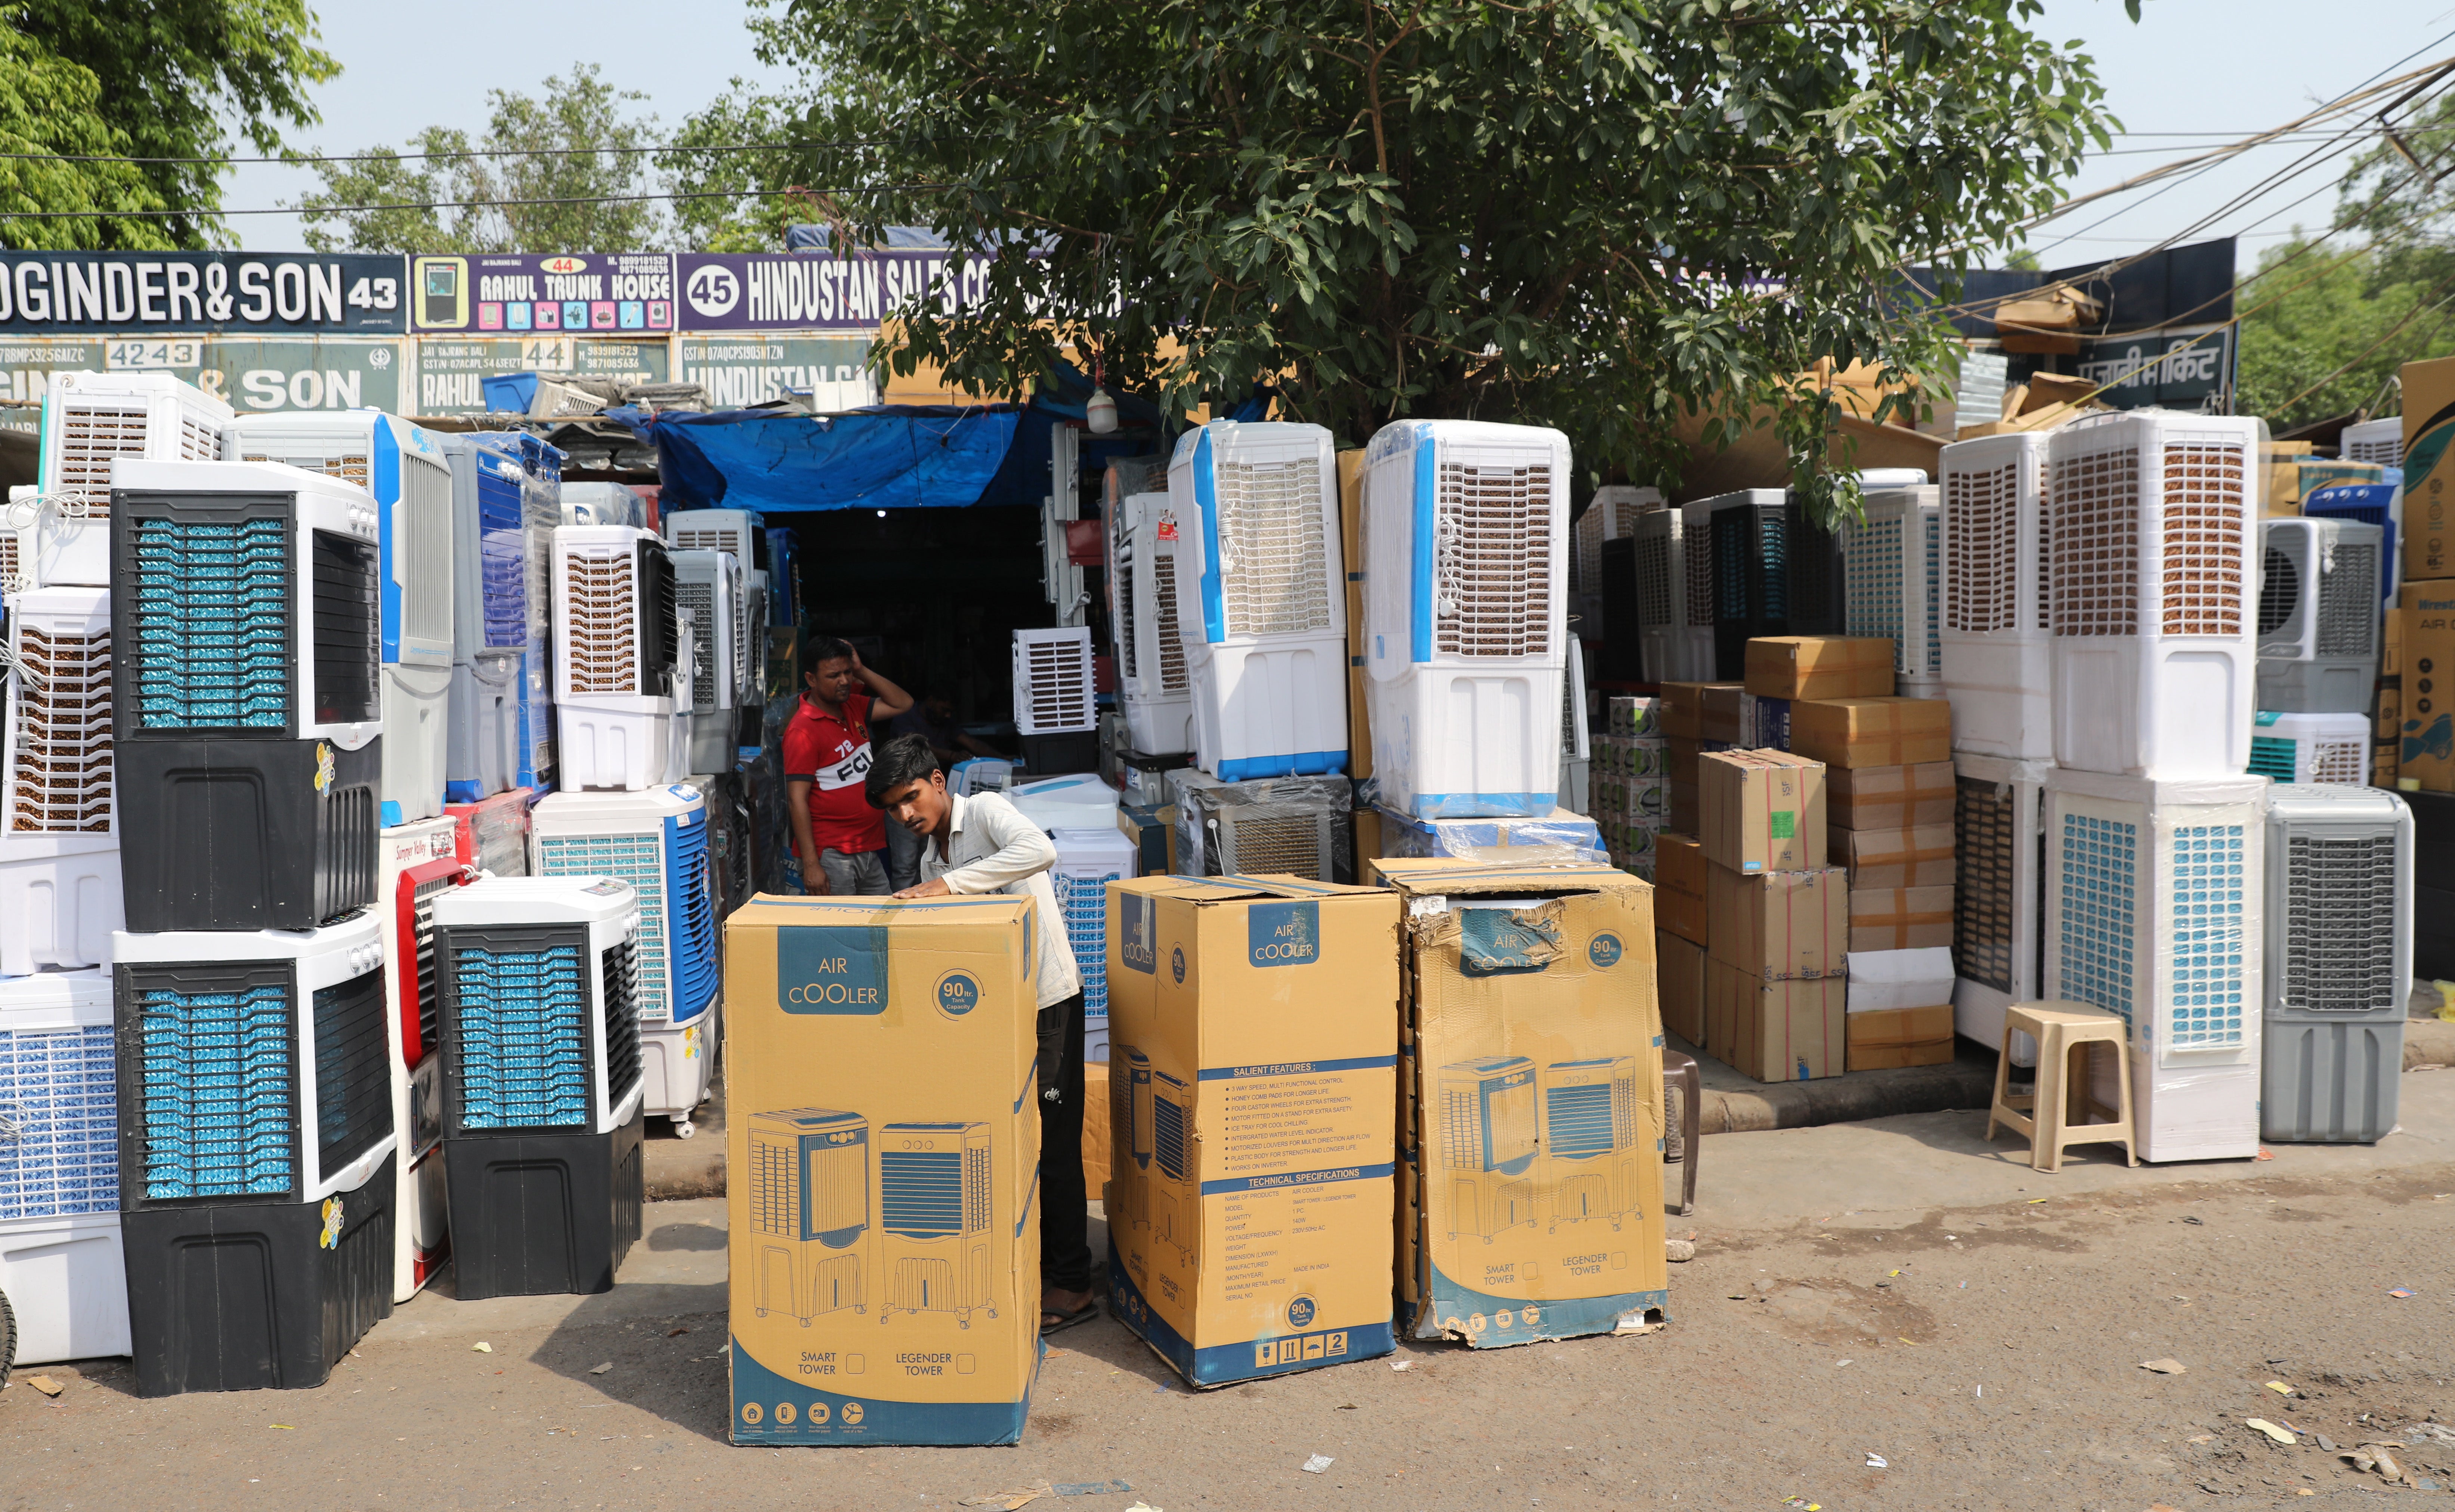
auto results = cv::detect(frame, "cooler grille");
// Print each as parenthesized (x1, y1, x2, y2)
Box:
(565, 548, 639, 695)
(0, 1021, 117, 1219)
(7, 621, 112, 832)
(450, 938, 589, 1129)
(2049, 447, 2139, 636)
(1152, 1092, 1190, 1180)
(2318, 543, 2378, 656)
(539, 832, 675, 1021)
(1632, 520, 1676, 628)
(2310, 732, 2368, 785)
(310, 529, 380, 725)
(1153, 560, 1188, 692)
(602, 933, 643, 1109)
(239, 451, 371, 490)
(2248, 735, 2296, 782)
(126, 515, 290, 730)
(1845, 515, 1905, 647)
(2281, 831, 2399, 1014)
(880, 1145, 985, 1237)
(1213, 457, 1333, 637)
(666, 817, 718, 1021)
(1117, 564, 1137, 681)
(1575, 491, 1648, 594)
(2257, 546, 2299, 636)
(409, 875, 452, 1055)
(1682, 513, 1715, 626)
(673, 525, 749, 560)
(2158, 443, 2246, 635)
(676, 580, 719, 712)
(1440, 1086, 1478, 1170)
(1955, 776, 2017, 993)
(311, 968, 391, 1176)
(2056, 813, 2137, 1029)
(1434, 461, 1552, 657)
(1711, 504, 1785, 621)
(2165, 824, 2247, 1049)
(1921, 513, 1943, 674)
(0, 534, 16, 592)
(1020, 634, 1093, 731)
(58, 401, 220, 512)
(1217, 813, 1326, 878)
(1945, 460, 2016, 632)
(131, 970, 295, 1201)
(1787, 500, 1839, 630)
(1544, 1080, 1627, 1157)
(1055, 867, 1120, 1015)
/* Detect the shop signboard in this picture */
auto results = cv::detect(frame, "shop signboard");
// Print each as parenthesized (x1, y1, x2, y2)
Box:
(2073, 323, 2234, 412)
(410, 253, 677, 333)
(0, 252, 406, 334)
(675, 333, 877, 411)
(0, 333, 404, 412)
(411, 334, 670, 414)
(675, 249, 1002, 332)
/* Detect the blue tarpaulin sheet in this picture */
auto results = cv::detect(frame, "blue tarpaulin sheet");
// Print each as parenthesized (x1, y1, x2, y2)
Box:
(622, 404, 1026, 514)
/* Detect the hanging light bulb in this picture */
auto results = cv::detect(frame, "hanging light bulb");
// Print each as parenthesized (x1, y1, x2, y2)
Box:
(1085, 347, 1119, 434)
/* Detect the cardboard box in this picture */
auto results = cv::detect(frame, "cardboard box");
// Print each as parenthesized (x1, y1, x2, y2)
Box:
(1846, 884, 1955, 951)
(2404, 356, 2455, 581)
(1657, 929, 1707, 1046)
(1668, 779, 1698, 836)
(725, 894, 1044, 1445)
(1655, 832, 1708, 947)
(1700, 684, 1749, 745)
(1609, 696, 1663, 739)
(1846, 946, 1956, 1013)
(1658, 682, 1720, 742)
(1826, 761, 1956, 831)
(1339, 450, 1374, 783)
(1705, 863, 1847, 981)
(2401, 581, 2455, 792)
(1378, 856, 1667, 1348)
(1105, 874, 1400, 1388)
(1830, 824, 1957, 889)
(1790, 696, 1952, 769)
(1119, 801, 1172, 876)
(1706, 961, 1845, 1082)
(1845, 1005, 1955, 1071)
(1743, 637, 1896, 701)
(1666, 738, 1701, 788)
(1084, 1061, 1113, 1194)
(1353, 807, 1384, 871)
(1699, 749, 1828, 874)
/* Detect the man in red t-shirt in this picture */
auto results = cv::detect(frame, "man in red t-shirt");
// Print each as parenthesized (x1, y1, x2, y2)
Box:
(782, 635, 914, 894)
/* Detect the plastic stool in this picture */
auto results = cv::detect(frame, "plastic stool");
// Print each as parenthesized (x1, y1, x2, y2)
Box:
(1985, 1001, 2139, 1173)
(1663, 1049, 1701, 1215)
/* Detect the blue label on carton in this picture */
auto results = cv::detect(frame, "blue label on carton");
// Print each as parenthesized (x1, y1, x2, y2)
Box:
(1588, 933, 1623, 969)
(778, 925, 890, 1014)
(1247, 901, 1320, 968)
(1120, 894, 1157, 975)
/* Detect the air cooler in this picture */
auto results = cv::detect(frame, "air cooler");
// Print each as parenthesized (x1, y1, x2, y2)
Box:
(1111, 491, 1196, 755)
(439, 433, 531, 800)
(444, 785, 532, 878)
(375, 815, 469, 1301)
(0, 586, 121, 974)
(1685, 489, 1787, 681)
(664, 507, 762, 566)
(110, 460, 381, 932)
(112, 915, 398, 1396)
(2255, 516, 2382, 713)
(877, 1120, 999, 1323)
(2047, 411, 2261, 778)
(225, 410, 457, 826)
(554, 525, 680, 791)
(1052, 826, 1136, 1065)
(2301, 483, 2402, 612)
(1573, 486, 1661, 601)
(560, 481, 645, 528)
(1629, 504, 1714, 684)
(1437, 1055, 1537, 1241)
(672, 548, 745, 773)
(1950, 753, 2052, 1056)
(0, 971, 131, 1368)
(1012, 626, 1097, 775)
(2249, 710, 2370, 785)
(11, 371, 230, 588)
(1940, 432, 2053, 758)
(1168, 767, 1349, 881)
(1786, 491, 1847, 639)
(2042, 768, 2267, 1163)
(1362, 420, 1568, 817)
(1540, 1056, 1644, 1230)
(531, 785, 719, 1130)
(432, 876, 645, 1298)
(2340, 416, 2403, 467)
(746, 1108, 868, 1323)
(1843, 486, 1944, 698)
(2262, 784, 2411, 1144)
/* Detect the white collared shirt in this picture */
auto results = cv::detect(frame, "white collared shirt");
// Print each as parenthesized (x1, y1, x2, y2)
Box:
(917, 790, 1082, 1009)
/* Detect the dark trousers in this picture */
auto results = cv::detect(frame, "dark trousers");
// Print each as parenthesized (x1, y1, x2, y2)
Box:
(1037, 991, 1093, 1295)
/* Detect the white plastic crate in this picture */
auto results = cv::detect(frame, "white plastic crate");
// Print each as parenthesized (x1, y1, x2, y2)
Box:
(376, 816, 465, 1301)
(640, 1002, 718, 1136)
(2261, 784, 2412, 1144)
(663, 507, 760, 565)
(1630, 505, 1714, 684)
(1111, 491, 1195, 755)
(14, 371, 231, 588)
(2248, 710, 2369, 785)
(2255, 516, 2382, 714)
(2340, 417, 2403, 468)
(554, 525, 680, 791)
(1574, 485, 1661, 597)
(532, 785, 718, 1034)
(2047, 411, 2260, 778)
(1843, 485, 1942, 685)
(2043, 768, 2266, 1163)
(1362, 419, 1568, 818)
(1950, 754, 2051, 1058)
(1166, 421, 1348, 780)
(1013, 627, 1096, 736)
(1940, 431, 2052, 759)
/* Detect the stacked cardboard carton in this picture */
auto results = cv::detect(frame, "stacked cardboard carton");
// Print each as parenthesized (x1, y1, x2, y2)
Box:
(1592, 696, 1668, 876)
(1696, 749, 1848, 1080)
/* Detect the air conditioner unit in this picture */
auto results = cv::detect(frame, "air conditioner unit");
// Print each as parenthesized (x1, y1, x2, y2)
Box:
(445, 785, 532, 878)
(2255, 517, 2382, 714)
(1111, 491, 1195, 755)
(376, 815, 469, 1302)
(560, 481, 644, 529)
(1012, 627, 1095, 736)
(1164, 421, 1348, 780)
(2341, 416, 2402, 467)
(554, 525, 680, 791)
(2047, 411, 2261, 779)
(672, 548, 745, 773)
(0, 585, 121, 975)
(109, 460, 382, 932)
(112, 914, 398, 1396)
(1052, 826, 1136, 1065)
(1574, 485, 1661, 598)
(876, 1120, 998, 1323)
(1686, 489, 1787, 681)
(0, 972, 130, 1368)
(1437, 1055, 1537, 1241)
(2261, 784, 2411, 1144)
(1950, 753, 2051, 1057)
(2042, 768, 2266, 1163)
(664, 507, 761, 567)
(1786, 491, 1847, 638)
(432, 876, 644, 1299)
(225, 411, 456, 826)
(1940, 432, 2053, 759)
(13, 371, 231, 588)
(2301, 483, 2401, 612)
(1843, 485, 1943, 693)
(2248, 709, 2369, 785)
(1539, 1055, 1643, 1230)
(746, 1107, 868, 1322)
(439, 433, 555, 794)
(1362, 420, 1568, 818)
(1169, 767, 1348, 881)
(1629, 505, 1714, 684)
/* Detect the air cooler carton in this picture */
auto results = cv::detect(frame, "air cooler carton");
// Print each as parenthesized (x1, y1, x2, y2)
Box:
(1375, 856, 1669, 1349)
(1103, 874, 1399, 1387)
(723, 894, 1043, 1446)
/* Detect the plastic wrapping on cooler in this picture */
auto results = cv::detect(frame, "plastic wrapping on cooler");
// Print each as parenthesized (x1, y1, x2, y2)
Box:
(1111, 490, 1197, 755)
(445, 649, 520, 802)
(2301, 483, 2402, 611)
(446, 785, 534, 878)
(1005, 772, 1123, 836)
(553, 525, 679, 792)
(560, 482, 645, 528)
(1370, 805, 1603, 864)
(0, 971, 132, 1366)
(949, 757, 1020, 797)
(1167, 767, 1353, 882)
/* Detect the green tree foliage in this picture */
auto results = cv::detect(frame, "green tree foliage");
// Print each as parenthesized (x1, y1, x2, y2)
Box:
(2235, 240, 2455, 431)
(5, 0, 336, 248)
(736, 0, 2115, 522)
(294, 65, 667, 254)
(0, 19, 172, 250)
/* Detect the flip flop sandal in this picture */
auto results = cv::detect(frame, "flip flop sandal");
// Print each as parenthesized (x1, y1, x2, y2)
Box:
(1040, 1299, 1100, 1336)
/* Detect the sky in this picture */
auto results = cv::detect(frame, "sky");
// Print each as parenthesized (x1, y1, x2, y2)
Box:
(226, 0, 2455, 267)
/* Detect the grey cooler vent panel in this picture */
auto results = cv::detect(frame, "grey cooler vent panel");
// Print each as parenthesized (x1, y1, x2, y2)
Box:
(2278, 832, 2401, 1015)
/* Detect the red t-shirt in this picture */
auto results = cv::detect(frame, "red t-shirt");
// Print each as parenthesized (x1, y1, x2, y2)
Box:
(783, 691, 886, 854)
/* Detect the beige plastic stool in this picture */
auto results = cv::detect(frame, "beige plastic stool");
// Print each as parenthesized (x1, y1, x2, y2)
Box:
(1985, 1001, 2139, 1172)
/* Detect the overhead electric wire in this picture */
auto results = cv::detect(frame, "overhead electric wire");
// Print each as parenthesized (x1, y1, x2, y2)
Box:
(0, 182, 953, 221)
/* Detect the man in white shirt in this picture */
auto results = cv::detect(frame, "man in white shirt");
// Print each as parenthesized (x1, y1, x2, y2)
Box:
(866, 732, 1098, 1335)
